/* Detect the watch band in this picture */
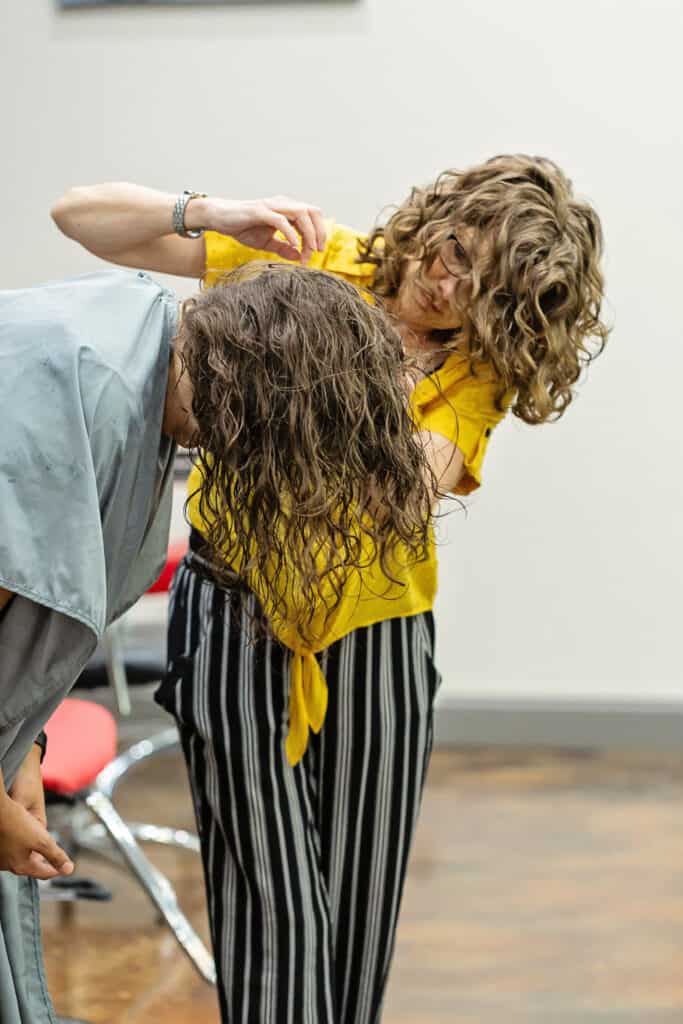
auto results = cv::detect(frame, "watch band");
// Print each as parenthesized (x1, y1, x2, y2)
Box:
(34, 729, 48, 764)
(172, 190, 207, 239)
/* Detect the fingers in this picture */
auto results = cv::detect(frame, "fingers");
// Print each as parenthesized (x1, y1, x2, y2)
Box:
(7, 849, 73, 880)
(309, 207, 327, 252)
(8, 847, 72, 880)
(266, 237, 308, 262)
(291, 209, 317, 265)
(35, 830, 75, 875)
(263, 212, 302, 257)
(0, 794, 75, 878)
(265, 198, 326, 264)
(24, 851, 61, 881)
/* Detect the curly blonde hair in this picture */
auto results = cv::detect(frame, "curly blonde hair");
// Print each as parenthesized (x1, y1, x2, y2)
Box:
(359, 154, 609, 424)
(180, 262, 433, 646)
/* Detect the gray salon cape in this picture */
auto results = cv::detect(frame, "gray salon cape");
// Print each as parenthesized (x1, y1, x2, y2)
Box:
(0, 269, 177, 1022)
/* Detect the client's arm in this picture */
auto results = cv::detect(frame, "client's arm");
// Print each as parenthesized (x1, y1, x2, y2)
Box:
(0, 584, 75, 879)
(51, 183, 326, 277)
(0, 758, 74, 880)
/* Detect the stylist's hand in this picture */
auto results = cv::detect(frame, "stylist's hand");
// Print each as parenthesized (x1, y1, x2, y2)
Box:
(0, 748, 74, 879)
(190, 196, 327, 265)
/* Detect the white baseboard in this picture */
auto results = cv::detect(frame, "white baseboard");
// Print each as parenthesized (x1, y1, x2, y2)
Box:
(433, 695, 683, 750)
(95, 683, 683, 752)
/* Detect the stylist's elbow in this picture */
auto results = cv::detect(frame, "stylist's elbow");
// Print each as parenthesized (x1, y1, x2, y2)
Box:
(51, 185, 88, 239)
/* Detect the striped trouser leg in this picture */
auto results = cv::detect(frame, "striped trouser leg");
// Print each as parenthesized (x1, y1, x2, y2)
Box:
(158, 559, 337, 1024)
(310, 613, 441, 1024)
(158, 559, 440, 1024)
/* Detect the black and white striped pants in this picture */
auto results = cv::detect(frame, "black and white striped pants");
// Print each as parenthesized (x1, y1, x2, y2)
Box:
(156, 553, 441, 1024)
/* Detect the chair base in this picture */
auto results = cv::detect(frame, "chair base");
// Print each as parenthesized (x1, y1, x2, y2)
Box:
(55, 728, 215, 986)
(81, 786, 216, 985)
(39, 876, 112, 902)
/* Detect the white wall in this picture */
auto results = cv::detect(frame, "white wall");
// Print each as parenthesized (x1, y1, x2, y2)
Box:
(2, 0, 681, 701)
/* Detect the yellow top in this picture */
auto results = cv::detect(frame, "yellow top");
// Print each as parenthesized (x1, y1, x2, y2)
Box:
(190, 223, 509, 764)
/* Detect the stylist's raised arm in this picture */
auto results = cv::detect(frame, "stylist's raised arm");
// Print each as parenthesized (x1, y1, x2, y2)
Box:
(51, 183, 327, 277)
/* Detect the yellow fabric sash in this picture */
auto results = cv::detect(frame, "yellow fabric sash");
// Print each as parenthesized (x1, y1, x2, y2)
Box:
(286, 650, 328, 765)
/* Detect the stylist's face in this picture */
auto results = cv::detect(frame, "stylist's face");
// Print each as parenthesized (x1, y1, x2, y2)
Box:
(393, 231, 472, 334)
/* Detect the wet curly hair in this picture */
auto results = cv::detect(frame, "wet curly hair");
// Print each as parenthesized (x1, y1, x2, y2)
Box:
(179, 262, 433, 646)
(359, 154, 609, 424)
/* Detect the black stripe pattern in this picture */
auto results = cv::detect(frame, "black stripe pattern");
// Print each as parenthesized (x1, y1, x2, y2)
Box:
(157, 557, 441, 1024)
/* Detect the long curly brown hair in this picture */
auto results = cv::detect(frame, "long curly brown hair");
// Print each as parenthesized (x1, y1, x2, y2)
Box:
(359, 154, 609, 424)
(179, 262, 433, 646)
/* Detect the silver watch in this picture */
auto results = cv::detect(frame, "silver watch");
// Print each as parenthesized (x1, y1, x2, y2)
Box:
(172, 190, 207, 239)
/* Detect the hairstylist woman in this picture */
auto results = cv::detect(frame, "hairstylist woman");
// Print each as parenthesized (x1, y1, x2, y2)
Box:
(55, 160, 608, 1023)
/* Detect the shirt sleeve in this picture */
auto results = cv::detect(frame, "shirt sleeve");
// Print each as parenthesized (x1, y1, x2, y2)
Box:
(415, 374, 511, 496)
(204, 221, 375, 290)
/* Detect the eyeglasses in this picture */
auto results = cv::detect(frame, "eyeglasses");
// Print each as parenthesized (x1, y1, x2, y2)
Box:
(439, 232, 470, 276)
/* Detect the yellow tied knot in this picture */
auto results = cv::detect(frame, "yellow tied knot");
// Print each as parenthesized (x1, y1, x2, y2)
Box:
(285, 650, 328, 765)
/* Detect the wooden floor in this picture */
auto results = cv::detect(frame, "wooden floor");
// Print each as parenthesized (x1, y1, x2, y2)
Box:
(43, 746, 683, 1023)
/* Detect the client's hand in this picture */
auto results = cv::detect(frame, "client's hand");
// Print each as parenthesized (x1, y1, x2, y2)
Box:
(193, 195, 327, 265)
(0, 748, 74, 879)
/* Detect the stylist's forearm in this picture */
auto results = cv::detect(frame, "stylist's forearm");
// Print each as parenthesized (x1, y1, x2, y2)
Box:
(50, 182, 208, 257)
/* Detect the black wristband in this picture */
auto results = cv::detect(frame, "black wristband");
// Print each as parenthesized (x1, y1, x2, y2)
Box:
(33, 730, 48, 764)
